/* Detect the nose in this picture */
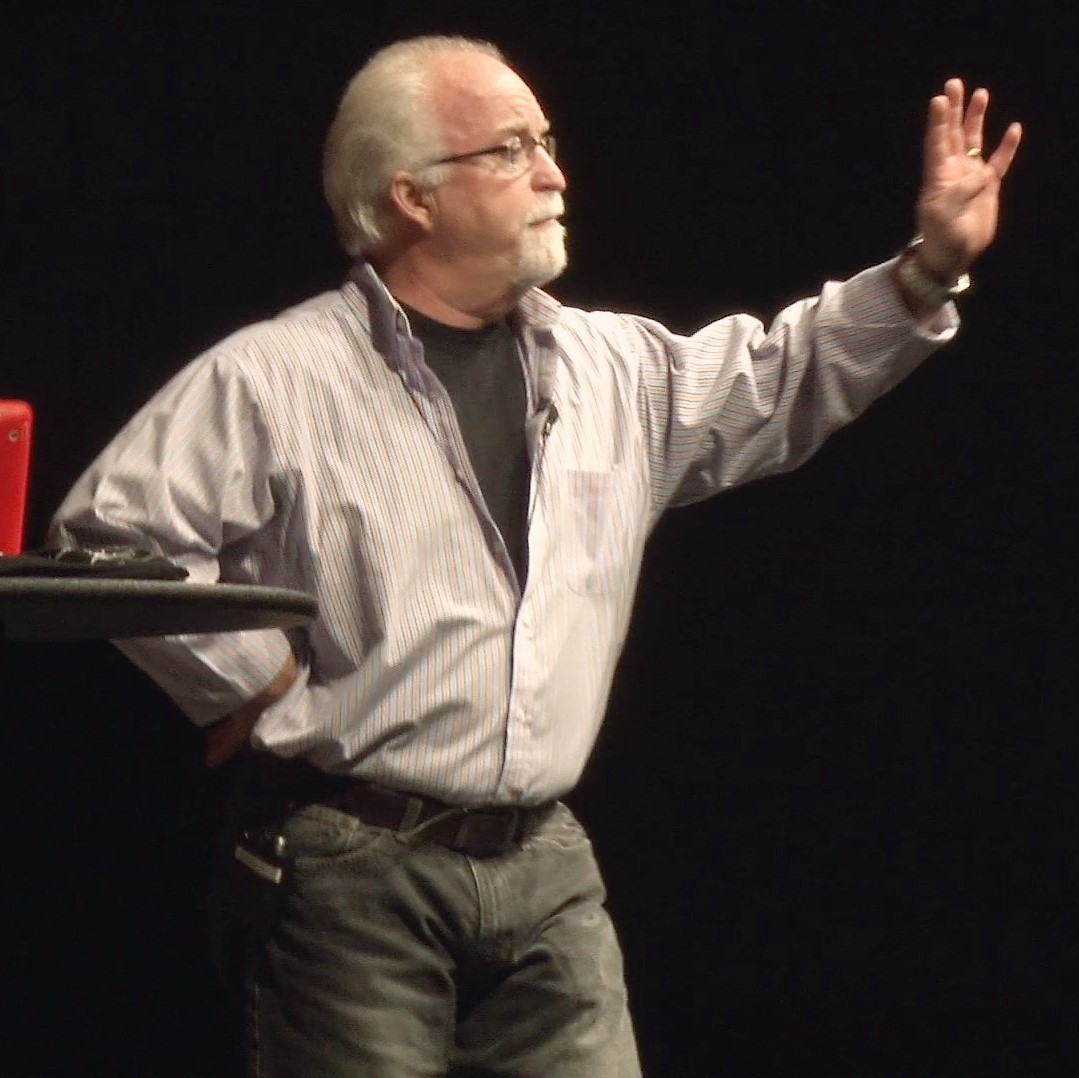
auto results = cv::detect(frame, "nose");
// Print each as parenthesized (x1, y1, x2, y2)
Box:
(532, 146, 566, 192)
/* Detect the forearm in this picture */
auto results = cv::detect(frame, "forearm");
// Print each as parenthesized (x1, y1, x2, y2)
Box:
(641, 258, 959, 510)
(116, 628, 297, 726)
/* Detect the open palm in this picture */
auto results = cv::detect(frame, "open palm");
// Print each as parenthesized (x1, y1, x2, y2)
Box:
(916, 79, 1022, 278)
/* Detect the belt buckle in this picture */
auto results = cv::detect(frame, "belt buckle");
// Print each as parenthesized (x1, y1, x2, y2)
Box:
(452, 807, 521, 857)
(500, 806, 523, 847)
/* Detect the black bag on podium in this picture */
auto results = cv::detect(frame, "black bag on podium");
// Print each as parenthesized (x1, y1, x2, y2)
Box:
(0, 546, 188, 580)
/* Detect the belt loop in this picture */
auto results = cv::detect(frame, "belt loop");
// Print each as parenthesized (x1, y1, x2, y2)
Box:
(452, 811, 473, 849)
(400, 796, 425, 831)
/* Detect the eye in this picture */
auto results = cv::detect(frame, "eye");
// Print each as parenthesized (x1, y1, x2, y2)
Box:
(501, 136, 525, 169)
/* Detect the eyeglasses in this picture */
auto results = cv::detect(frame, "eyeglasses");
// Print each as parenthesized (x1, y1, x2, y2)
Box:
(429, 132, 557, 176)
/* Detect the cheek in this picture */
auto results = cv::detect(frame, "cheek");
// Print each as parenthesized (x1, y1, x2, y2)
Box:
(434, 185, 533, 249)
(471, 202, 532, 250)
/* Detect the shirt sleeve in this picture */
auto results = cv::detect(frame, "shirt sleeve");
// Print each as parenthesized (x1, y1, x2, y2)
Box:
(620, 259, 958, 520)
(47, 349, 296, 726)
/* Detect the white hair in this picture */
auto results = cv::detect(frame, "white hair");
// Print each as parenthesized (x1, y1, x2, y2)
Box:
(323, 35, 504, 259)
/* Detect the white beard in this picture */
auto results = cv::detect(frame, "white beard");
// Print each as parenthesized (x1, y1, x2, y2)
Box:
(514, 193, 567, 289)
(515, 220, 567, 289)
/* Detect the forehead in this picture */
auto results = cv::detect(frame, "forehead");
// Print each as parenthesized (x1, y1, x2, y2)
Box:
(427, 52, 547, 147)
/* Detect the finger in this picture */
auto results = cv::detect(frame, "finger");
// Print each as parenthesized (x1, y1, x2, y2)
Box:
(964, 87, 989, 152)
(986, 121, 1023, 180)
(205, 711, 255, 768)
(205, 730, 243, 768)
(204, 725, 234, 768)
(945, 78, 966, 157)
(923, 94, 951, 182)
(205, 735, 229, 768)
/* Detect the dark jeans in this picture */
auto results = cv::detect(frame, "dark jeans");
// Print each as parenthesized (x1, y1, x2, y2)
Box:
(227, 799, 641, 1077)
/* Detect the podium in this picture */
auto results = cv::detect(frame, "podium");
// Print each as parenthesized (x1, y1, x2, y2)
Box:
(0, 577, 317, 641)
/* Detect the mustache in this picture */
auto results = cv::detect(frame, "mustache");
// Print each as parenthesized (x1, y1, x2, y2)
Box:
(525, 195, 565, 225)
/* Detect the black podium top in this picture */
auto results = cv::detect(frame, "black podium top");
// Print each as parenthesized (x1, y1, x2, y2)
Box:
(0, 578, 317, 641)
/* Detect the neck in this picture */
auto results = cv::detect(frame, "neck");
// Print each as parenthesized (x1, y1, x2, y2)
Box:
(376, 251, 522, 329)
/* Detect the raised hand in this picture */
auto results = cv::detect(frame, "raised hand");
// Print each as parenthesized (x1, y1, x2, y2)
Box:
(915, 78, 1022, 280)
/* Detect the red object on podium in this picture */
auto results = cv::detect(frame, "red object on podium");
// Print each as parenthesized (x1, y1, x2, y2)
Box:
(0, 400, 33, 555)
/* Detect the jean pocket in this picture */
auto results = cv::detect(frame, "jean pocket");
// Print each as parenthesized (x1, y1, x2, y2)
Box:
(523, 802, 591, 852)
(283, 802, 393, 870)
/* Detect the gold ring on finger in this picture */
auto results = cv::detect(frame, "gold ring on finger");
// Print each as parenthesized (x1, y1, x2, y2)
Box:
(966, 146, 983, 158)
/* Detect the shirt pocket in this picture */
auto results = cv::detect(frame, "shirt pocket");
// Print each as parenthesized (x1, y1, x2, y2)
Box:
(563, 467, 619, 596)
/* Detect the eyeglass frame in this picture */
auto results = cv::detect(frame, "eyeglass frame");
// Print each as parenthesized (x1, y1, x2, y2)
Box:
(426, 131, 557, 175)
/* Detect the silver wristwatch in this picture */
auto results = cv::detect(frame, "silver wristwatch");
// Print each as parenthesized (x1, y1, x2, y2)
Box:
(896, 234, 971, 308)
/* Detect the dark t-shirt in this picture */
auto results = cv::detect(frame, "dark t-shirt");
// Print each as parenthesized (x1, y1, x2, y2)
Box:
(402, 306, 530, 584)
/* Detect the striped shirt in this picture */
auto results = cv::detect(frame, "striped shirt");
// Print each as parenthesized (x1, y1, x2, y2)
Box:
(50, 261, 956, 805)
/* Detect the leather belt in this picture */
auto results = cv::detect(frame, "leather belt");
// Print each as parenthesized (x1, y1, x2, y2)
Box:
(321, 782, 554, 857)
(248, 753, 554, 859)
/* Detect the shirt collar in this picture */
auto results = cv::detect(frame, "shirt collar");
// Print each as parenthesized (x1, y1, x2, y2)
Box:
(514, 284, 561, 331)
(346, 261, 562, 353)
(346, 262, 406, 362)
(344, 262, 562, 410)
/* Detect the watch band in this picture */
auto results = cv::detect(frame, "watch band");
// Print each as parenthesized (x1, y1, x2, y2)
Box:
(897, 234, 971, 308)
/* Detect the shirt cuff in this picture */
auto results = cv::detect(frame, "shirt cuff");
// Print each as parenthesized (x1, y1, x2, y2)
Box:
(836, 259, 960, 343)
(115, 628, 295, 726)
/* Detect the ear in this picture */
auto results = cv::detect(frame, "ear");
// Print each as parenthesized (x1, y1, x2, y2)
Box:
(388, 170, 436, 233)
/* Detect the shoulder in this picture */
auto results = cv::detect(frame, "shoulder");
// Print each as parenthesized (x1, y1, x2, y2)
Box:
(547, 300, 687, 377)
(207, 289, 366, 373)
(163, 286, 382, 413)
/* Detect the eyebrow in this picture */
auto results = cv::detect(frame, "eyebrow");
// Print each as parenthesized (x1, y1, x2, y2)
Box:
(493, 120, 552, 141)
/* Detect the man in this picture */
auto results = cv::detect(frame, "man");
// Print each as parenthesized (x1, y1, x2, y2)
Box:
(51, 34, 1020, 1078)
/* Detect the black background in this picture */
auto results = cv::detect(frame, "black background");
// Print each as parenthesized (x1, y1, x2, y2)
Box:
(4, 4, 1076, 1076)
